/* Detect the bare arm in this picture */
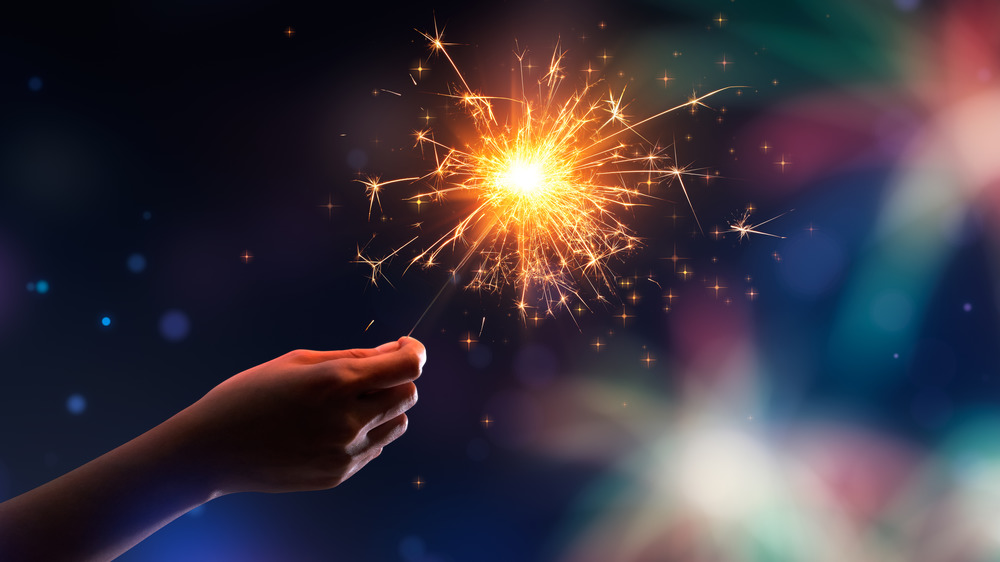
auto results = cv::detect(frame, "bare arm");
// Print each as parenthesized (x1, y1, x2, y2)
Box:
(0, 337, 425, 561)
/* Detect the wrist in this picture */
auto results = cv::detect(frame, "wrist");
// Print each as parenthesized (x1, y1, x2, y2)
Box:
(137, 408, 231, 505)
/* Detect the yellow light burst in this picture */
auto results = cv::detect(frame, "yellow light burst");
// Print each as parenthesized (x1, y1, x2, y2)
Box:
(360, 21, 740, 320)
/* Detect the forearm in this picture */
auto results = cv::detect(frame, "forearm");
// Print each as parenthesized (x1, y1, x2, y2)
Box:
(0, 415, 220, 561)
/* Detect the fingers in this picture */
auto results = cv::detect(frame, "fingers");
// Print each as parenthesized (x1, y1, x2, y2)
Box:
(365, 413, 408, 449)
(342, 337, 426, 390)
(357, 382, 418, 428)
(305, 345, 389, 362)
(339, 444, 385, 484)
(344, 410, 409, 457)
(292, 339, 404, 364)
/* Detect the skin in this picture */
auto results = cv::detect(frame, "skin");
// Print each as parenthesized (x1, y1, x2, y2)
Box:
(0, 336, 426, 562)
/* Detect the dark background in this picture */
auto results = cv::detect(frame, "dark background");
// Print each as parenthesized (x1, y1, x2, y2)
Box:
(3, 0, 1000, 560)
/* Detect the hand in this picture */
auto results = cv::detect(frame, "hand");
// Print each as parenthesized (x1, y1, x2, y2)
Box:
(170, 336, 425, 495)
(0, 337, 425, 562)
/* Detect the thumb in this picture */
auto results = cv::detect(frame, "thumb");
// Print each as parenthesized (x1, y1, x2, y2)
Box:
(348, 337, 426, 390)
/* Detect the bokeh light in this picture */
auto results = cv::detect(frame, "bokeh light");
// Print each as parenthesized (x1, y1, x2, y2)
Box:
(126, 253, 146, 273)
(158, 309, 190, 342)
(66, 394, 86, 415)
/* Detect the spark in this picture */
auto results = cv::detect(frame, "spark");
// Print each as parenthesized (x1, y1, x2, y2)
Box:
(459, 332, 477, 350)
(365, 319, 375, 331)
(707, 277, 727, 298)
(662, 243, 689, 271)
(641, 352, 655, 368)
(411, 62, 430, 79)
(357, 176, 420, 220)
(319, 194, 339, 219)
(727, 208, 791, 241)
(775, 154, 791, 172)
(615, 308, 634, 326)
(717, 53, 731, 72)
(354, 236, 419, 287)
(362, 22, 740, 316)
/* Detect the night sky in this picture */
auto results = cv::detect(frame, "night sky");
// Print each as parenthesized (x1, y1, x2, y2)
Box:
(4, 0, 1000, 560)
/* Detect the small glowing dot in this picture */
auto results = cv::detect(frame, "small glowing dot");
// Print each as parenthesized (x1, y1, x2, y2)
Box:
(142, 211, 152, 220)
(963, 302, 972, 312)
(28, 76, 43, 91)
(66, 394, 86, 415)
(127, 253, 147, 273)
(36, 280, 50, 294)
(101, 316, 111, 327)
(893, 353, 899, 359)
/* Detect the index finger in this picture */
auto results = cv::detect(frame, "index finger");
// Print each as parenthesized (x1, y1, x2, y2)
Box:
(343, 336, 426, 390)
(308, 340, 401, 362)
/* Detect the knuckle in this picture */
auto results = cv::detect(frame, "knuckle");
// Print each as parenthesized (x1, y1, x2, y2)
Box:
(327, 358, 360, 386)
(379, 416, 407, 446)
(347, 419, 367, 443)
(332, 417, 366, 447)
(285, 349, 317, 363)
(402, 383, 418, 409)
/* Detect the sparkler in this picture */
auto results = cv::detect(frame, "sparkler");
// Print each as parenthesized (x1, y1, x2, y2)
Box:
(359, 21, 742, 326)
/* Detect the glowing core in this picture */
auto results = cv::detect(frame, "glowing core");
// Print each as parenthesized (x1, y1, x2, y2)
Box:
(501, 159, 545, 197)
